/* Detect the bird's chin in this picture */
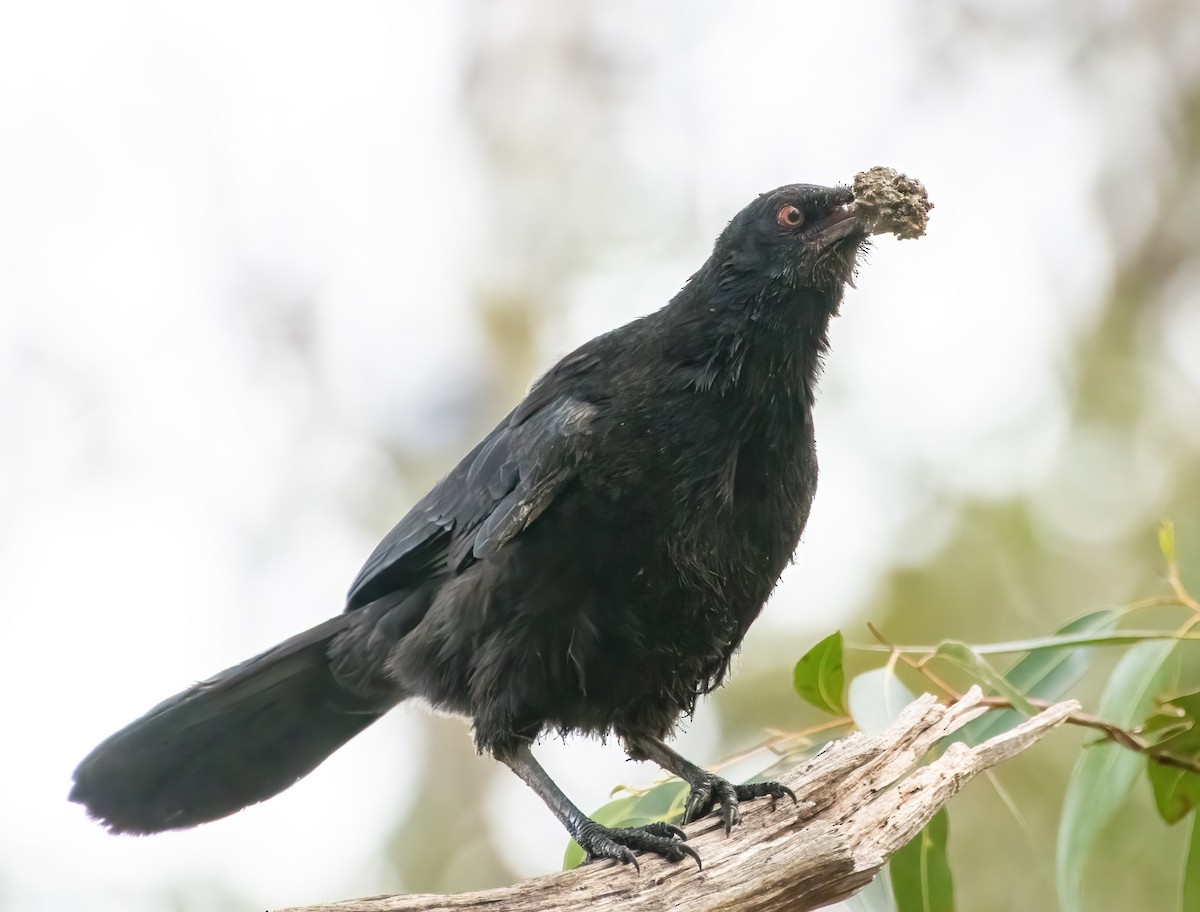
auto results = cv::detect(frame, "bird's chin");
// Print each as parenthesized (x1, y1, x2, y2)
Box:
(800, 206, 869, 291)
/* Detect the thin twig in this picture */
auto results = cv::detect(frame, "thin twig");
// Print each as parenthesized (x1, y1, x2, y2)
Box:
(1125, 595, 1193, 613)
(1166, 554, 1200, 616)
(866, 623, 965, 700)
(976, 695, 1200, 776)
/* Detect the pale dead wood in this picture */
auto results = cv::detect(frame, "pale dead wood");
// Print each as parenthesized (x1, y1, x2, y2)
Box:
(280, 688, 1077, 912)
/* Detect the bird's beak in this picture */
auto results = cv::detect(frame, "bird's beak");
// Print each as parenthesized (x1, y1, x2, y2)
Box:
(811, 204, 862, 245)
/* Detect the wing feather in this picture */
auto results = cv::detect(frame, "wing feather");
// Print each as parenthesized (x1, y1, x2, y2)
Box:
(345, 396, 597, 611)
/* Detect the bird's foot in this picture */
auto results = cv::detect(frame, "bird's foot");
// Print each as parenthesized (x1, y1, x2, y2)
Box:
(683, 775, 797, 834)
(575, 819, 701, 871)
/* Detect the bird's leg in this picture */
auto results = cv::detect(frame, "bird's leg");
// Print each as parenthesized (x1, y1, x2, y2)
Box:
(624, 735, 796, 834)
(496, 741, 701, 871)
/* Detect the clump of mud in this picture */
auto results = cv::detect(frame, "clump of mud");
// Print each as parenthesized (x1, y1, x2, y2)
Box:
(850, 167, 933, 240)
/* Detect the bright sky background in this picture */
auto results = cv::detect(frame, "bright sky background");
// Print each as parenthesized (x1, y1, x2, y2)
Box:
(0, 2, 1108, 910)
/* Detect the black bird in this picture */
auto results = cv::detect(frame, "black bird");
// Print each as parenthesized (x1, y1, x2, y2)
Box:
(70, 182, 870, 868)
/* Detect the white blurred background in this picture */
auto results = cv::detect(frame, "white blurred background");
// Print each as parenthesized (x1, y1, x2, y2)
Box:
(2, 2, 1197, 910)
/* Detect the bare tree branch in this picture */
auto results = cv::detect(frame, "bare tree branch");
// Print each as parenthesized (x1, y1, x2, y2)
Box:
(279, 689, 1076, 912)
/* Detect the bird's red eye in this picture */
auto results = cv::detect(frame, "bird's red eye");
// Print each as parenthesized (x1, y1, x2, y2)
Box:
(777, 205, 804, 228)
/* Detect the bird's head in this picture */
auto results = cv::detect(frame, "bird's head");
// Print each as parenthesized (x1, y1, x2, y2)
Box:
(713, 183, 868, 298)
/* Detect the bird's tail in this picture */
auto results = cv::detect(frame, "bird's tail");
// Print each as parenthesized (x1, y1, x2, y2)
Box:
(69, 614, 394, 834)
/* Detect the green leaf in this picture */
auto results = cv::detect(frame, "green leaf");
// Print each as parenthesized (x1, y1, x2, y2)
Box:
(958, 609, 1120, 746)
(890, 808, 954, 912)
(849, 666, 917, 736)
(562, 841, 583, 871)
(628, 779, 689, 821)
(1142, 690, 1200, 825)
(1184, 814, 1200, 912)
(794, 631, 848, 715)
(1056, 639, 1179, 912)
(1142, 690, 1200, 744)
(933, 640, 1037, 716)
(1149, 758, 1200, 825)
(1140, 707, 1193, 748)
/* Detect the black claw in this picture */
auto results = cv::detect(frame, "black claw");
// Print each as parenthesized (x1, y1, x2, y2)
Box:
(683, 782, 712, 825)
(734, 780, 797, 810)
(721, 801, 738, 835)
(683, 774, 796, 833)
(575, 820, 700, 872)
(679, 842, 703, 870)
(684, 772, 739, 830)
(642, 821, 688, 841)
(620, 847, 640, 873)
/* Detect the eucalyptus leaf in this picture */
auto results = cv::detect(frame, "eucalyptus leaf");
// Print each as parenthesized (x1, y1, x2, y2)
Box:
(1056, 640, 1178, 912)
(890, 808, 954, 912)
(1184, 814, 1200, 912)
(958, 609, 1119, 746)
(1148, 760, 1200, 825)
(934, 640, 1036, 716)
(794, 631, 848, 715)
(629, 780, 688, 821)
(849, 667, 917, 736)
(1141, 690, 1200, 825)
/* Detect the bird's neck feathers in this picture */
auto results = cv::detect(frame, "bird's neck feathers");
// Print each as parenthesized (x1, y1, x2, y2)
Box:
(661, 260, 845, 406)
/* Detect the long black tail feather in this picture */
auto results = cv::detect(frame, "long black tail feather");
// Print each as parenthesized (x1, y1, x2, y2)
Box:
(69, 615, 392, 834)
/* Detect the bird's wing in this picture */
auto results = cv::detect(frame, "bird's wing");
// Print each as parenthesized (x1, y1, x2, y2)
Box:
(345, 393, 599, 611)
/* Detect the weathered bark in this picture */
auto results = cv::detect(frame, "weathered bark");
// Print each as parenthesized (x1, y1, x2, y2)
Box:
(281, 689, 1076, 912)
